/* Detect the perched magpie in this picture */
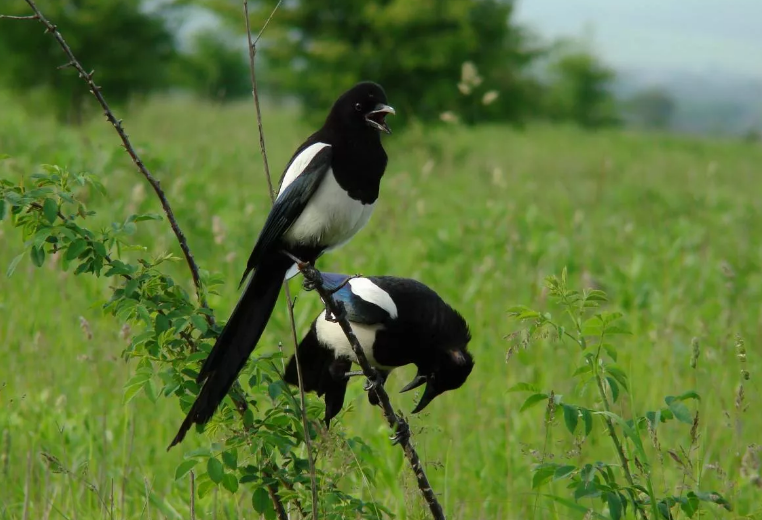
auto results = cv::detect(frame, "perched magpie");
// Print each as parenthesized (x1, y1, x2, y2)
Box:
(169, 82, 395, 448)
(283, 273, 474, 427)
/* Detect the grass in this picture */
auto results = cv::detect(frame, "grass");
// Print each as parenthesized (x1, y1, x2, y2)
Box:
(2, 91, 762, 519)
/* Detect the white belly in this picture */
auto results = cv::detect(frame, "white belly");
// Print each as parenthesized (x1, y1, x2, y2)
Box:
(283, 170, 376, 249)
(315, 311, 392, 369)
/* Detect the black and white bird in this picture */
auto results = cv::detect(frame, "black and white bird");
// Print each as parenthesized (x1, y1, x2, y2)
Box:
(284, 273, 474, 427)
(169, 82, 395, 448)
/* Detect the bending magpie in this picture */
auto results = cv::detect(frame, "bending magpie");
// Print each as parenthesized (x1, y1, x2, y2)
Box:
(169, 82, 395, 448)
(283, 273, 474, 427)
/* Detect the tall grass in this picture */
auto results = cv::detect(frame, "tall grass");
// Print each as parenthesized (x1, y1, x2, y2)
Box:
(2, 91, 761, 518)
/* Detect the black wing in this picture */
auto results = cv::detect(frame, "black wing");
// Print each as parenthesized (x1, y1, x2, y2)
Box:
(239, 145, 332, 286)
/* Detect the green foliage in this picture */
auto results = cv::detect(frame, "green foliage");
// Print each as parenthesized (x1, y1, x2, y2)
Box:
(0, 0, 177, 123)
(246, 0, 542, 126)
(176, 29, 251, 102)
(541, 40, 620, 128)
(1, 162, 391, 518)
(507, 269, 731, 519)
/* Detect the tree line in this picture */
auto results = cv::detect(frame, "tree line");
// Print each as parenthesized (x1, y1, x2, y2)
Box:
(0, 0, 676, 130)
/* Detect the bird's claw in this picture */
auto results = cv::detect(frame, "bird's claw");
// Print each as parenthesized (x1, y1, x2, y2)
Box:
(390, 420, 410, 446)
(302, 277, 318, 292)
(363, 372, 384, 392)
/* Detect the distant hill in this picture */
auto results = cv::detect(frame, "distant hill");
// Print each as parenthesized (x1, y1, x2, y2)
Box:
(615, 68, 761, 137)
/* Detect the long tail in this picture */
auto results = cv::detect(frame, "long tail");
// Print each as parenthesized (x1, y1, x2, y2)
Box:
(168, 254, 292, 449)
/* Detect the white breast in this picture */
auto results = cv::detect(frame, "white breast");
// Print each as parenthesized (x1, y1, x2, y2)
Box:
(283, 170, 376, 249)
(315, 311, 393, 369)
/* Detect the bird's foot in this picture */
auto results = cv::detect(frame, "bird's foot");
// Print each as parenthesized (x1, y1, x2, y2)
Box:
(302, 276, 318, 292)
(363, 371, 385, 393)
(390, 418, 410, 446)
(324, 302, 347, 323)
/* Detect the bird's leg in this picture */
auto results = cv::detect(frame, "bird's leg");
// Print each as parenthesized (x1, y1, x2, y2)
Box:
(390, 416, 411, 446)
(323, 300, 347, 323)
(343, 370, 365, 378)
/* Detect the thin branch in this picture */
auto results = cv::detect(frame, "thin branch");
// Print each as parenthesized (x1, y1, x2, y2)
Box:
(16, 0, 213, 323)
(288, 257, 447, 520)
(0, 14, 38, 20)
(243, 0, 320, 517)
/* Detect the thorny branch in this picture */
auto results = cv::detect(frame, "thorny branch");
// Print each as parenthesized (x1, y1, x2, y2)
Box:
(286, 255, 447, 520)
(10, 0, 212, 324)
(242, 0, 318, 518)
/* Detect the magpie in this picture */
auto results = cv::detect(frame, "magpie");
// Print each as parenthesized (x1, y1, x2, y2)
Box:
(283, 273, 474, 428)
(169, 82, 395, 448)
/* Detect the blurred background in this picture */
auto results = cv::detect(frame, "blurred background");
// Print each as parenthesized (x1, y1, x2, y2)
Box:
(1, 0, 760, 137)
(2, 1, 762, 519)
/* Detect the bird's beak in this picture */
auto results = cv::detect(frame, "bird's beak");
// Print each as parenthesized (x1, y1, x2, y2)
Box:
(366, 103, 395, 134)
(399, 372, 427, 393)
(411, 382, 439, 414)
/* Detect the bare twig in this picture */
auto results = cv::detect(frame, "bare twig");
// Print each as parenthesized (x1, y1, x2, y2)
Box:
(15, 0, 213, 322)
(0, 14, 38, 20)
(243, 0, 319, 517)
(287, 257, 447, 520)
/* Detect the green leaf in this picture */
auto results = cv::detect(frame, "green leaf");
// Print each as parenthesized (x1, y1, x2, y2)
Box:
(673, 390, 701, 402)
(174, 459, 198, 481)
(0, 199, 6, 221)
(42, 198, 58, 224)
(606, 376, 620, 403)
(65, 239, 88, 261)
(6, 252, 25, 278)
(506, 382, 541, 393)
(585, 290, 608, 302)
(574, 480, 600, 499)
(606, 365, 629, 390)
(190, 314, 209, 334)
(665, 396, 692, 424)
(207, 457, 224, 484)
(197, 479, 216, 499)
(562, 404, 578, 434)
(607, 492, 623, 520)
(221, 474, 239, 493)
(30, 245, 45, 267)
(520, 393, 548, 412)
(531, 463, 557, 489)
(572, 364, 592, 377)
(681, 492, 699, 518)
(222, 449, 238, 470)
(694, 490, 731, 510)
(581, 408, 593, 436)
(602, 343, 618, 361)
(603, 324, 632, 335)
(553, 465, 576, 481)
(251, 487, 270, 514)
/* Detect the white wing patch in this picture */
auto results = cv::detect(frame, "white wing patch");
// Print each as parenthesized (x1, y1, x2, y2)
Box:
(315, 311, 393, 369)
(277, 142, 331, 200)
(349, 278, 398, 319)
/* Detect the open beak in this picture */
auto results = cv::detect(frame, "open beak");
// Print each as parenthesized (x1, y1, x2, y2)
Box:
(400, 372, 426, 393)
(411, 382, 438, 414)
(365, 103, 395, 134)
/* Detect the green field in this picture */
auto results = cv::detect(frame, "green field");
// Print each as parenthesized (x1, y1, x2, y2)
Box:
(2, 92, 761, 520)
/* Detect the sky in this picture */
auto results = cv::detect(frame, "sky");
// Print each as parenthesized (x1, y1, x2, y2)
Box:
(514, 0, 762, 81)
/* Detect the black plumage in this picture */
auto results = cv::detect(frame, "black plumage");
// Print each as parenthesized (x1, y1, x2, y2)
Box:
(284, 273, 474, 427)
(169, 82, 394, 448)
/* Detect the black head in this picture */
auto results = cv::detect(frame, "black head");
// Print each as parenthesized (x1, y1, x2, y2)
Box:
(400, 323, 474, 414)
(326, 81, 395, 135)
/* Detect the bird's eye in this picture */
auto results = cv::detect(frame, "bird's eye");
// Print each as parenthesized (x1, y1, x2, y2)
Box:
(354, 102, 363, 112)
